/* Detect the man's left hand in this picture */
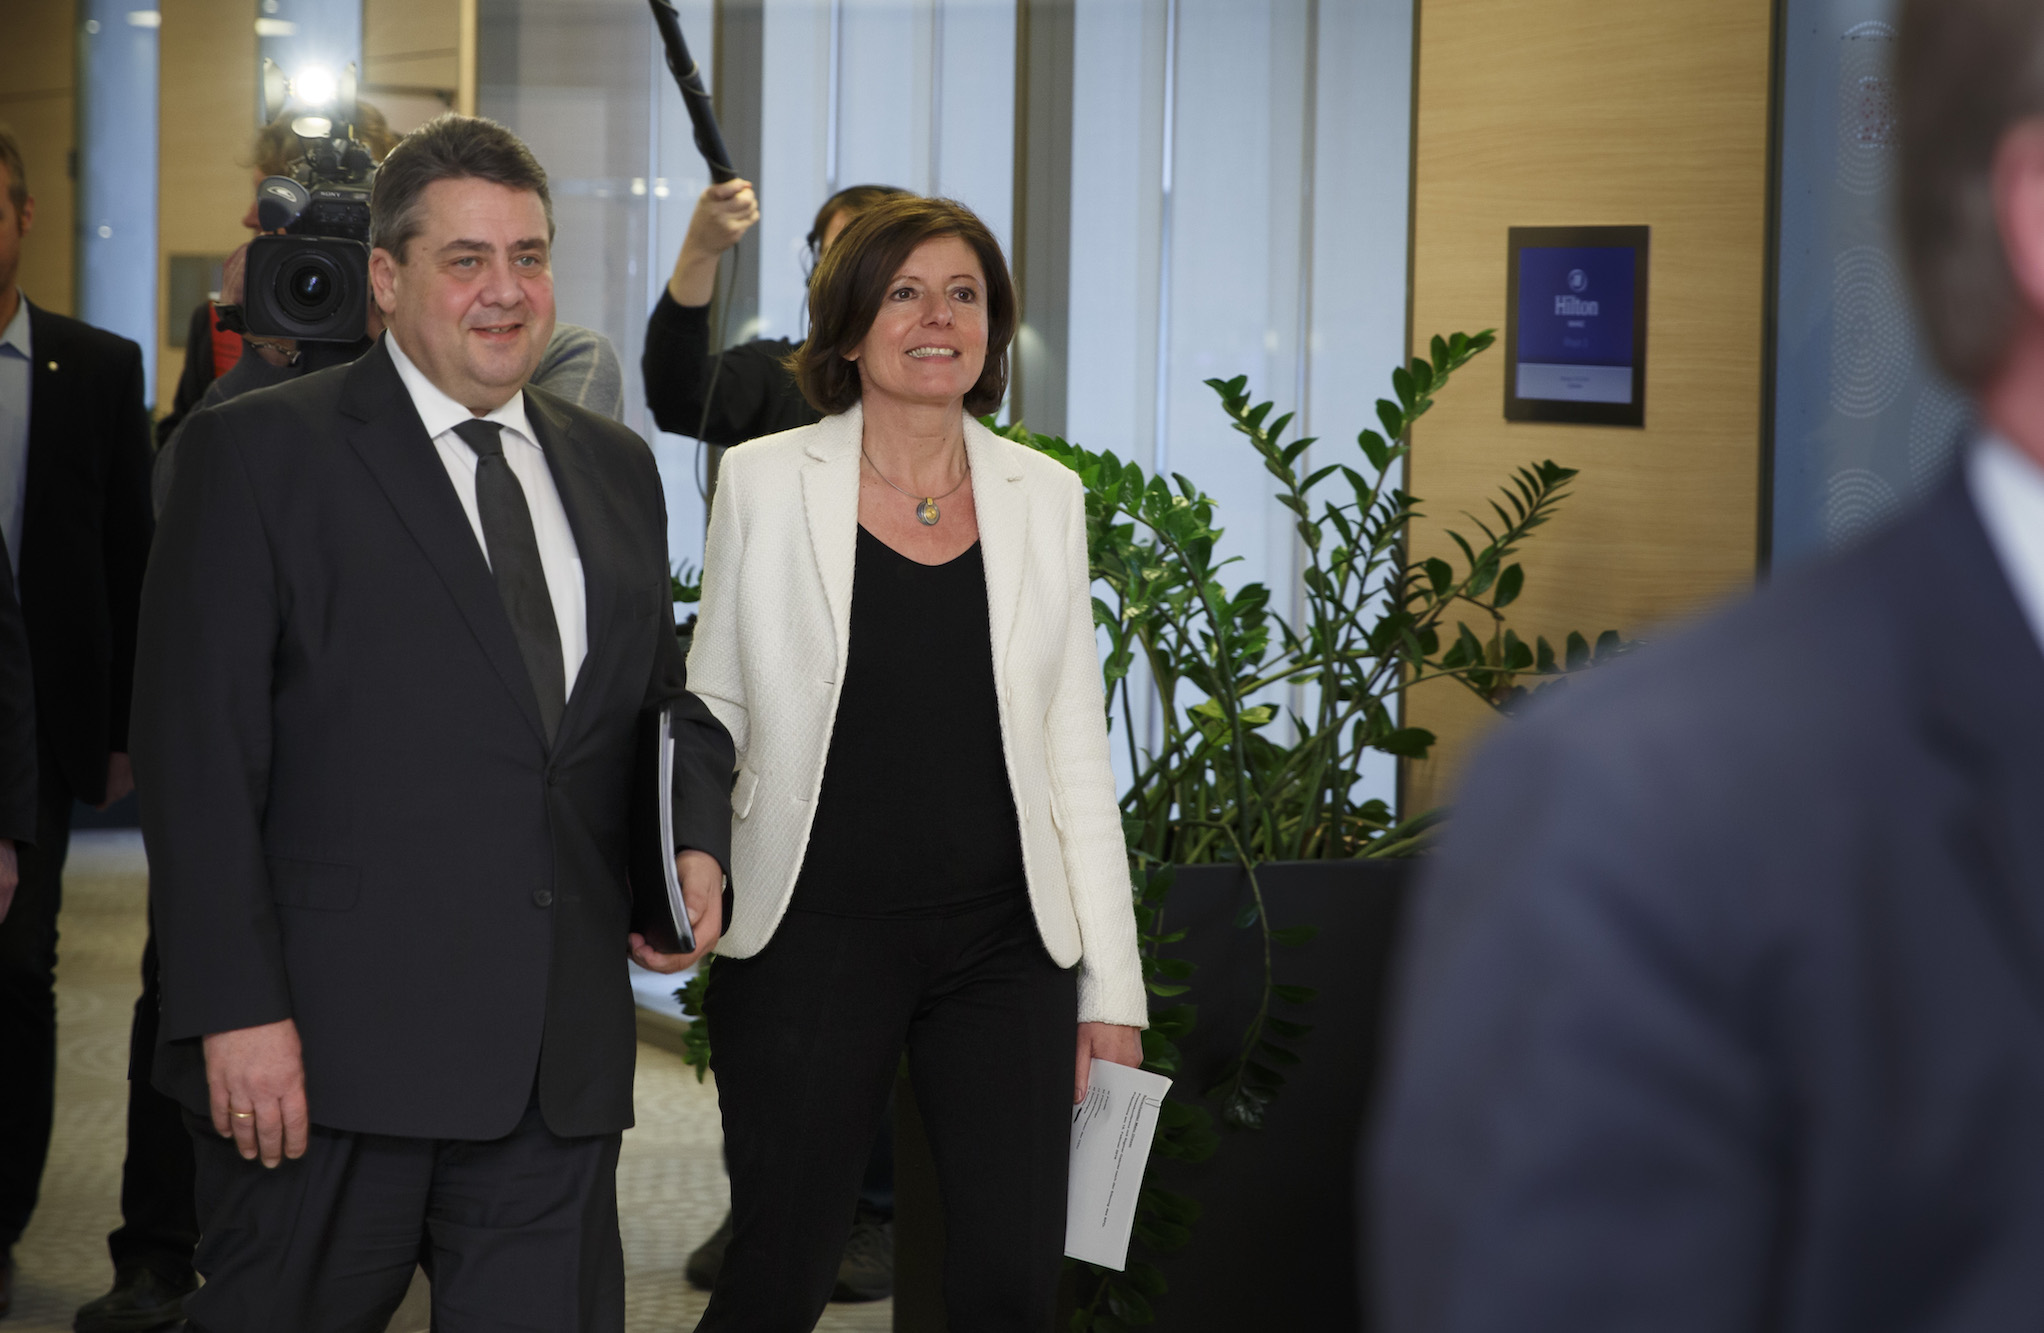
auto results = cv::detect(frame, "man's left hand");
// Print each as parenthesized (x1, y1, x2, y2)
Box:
(628, 849, 724, 973)
(97, 753, 134, 811)
(1075, 1021, 1145, 1103)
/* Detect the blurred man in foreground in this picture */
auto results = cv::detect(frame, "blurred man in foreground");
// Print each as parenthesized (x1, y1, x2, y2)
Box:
(1372, 1, 2044, 1328)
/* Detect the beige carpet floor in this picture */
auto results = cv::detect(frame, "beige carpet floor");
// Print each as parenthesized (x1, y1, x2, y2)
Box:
(5, 831, 890, 1333)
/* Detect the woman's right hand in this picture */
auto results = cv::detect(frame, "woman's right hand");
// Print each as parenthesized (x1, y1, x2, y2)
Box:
(669, 180, 759, 306)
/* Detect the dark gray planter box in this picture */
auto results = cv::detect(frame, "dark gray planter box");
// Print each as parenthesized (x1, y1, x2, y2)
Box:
(894, 858, 1414, 1332)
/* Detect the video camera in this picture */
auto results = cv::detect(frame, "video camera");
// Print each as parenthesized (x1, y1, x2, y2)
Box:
(227, 62, 377, 343)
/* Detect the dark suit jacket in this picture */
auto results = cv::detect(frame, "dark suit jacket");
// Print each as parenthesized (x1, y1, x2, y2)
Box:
(134, 338, 734, 1141)
(20, 303, 154, 805)
(1372, 469, 2044, 1333)
(0, 542, 33, 844)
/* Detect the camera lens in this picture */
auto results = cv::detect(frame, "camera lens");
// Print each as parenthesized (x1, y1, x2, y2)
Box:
(274, 252, 345, 320)
(288, 267, 330, 309)
(246, 234, 366, 341)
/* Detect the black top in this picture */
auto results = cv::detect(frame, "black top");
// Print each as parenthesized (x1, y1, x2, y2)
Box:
(642, 290, 821, 445)
(793, 527, 1027, 916)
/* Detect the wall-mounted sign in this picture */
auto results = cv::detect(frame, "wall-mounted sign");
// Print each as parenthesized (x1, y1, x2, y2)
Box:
(1504, 225, 1649, 427)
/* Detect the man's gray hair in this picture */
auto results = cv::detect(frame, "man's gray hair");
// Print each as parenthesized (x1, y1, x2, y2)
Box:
(1898, 0, 2044, 388)
(368, 113, 554, 263)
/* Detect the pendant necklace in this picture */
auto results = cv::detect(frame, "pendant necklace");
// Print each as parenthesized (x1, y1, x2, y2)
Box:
(862, 447, 969, 526)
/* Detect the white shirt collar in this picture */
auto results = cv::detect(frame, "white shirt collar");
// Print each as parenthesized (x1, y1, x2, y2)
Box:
(1969, 434, 2044, 657)
(0, 295, 29, 359)
(383, 329, 537, 448)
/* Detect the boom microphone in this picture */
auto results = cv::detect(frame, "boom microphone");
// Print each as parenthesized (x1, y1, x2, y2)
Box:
(648, 0, 738, 184)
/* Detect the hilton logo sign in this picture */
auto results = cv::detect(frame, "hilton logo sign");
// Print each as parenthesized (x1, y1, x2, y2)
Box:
(1555, 267, 1598, 316)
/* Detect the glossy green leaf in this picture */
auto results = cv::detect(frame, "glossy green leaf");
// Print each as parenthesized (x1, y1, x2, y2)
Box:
(1493, 562, 1525, 608)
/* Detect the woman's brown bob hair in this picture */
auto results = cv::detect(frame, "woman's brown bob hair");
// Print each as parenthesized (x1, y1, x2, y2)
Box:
(787, 195, 1016, 416)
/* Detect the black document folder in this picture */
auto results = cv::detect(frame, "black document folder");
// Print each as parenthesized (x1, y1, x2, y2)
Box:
(628, 705, 698, 955)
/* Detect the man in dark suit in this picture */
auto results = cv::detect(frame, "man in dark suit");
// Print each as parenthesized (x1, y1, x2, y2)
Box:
(0, 125, 153, 1315)
(0, 542, 32, 1313)
(1370, 2, 2044, 1329)
(0, 544, 32, 924)
(133, 113, 732, 1332)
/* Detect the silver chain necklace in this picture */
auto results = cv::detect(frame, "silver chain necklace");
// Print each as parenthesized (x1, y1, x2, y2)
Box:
(862, 447, 970, 526)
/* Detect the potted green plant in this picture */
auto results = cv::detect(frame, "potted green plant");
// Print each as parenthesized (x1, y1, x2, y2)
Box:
(982, 329, 1628, 1332)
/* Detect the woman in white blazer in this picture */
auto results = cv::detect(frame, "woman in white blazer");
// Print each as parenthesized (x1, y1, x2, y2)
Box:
(684, 196, 1147, 1332)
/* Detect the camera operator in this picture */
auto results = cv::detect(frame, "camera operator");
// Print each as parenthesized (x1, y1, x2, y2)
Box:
(643, 180, 905, 445)
(154, 106, 400, 449)
(73, 113, 631, 1333)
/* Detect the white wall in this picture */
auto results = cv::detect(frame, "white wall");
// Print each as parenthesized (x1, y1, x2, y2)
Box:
(1065, 0, 1415, 800)
(756, 0, 1016, 347)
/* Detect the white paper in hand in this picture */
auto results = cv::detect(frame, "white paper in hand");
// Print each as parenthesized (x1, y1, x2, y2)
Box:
(1065, 1060, 1172, 1270)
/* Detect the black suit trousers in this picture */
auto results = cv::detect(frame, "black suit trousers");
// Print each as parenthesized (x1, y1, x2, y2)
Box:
(0, 748, 72, 1247)
(697, 894, 1076, 1333)
(183, 1096, 624, 1333)
(107, 922, 199, 1281)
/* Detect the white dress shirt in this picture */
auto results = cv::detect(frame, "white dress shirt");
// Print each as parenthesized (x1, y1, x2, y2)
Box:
(1970, 435, 2044, 658)
(385, 331, 587, 693)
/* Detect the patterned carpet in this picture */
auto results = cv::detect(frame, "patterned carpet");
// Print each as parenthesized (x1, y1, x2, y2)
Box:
(5, 831, 891, 1333)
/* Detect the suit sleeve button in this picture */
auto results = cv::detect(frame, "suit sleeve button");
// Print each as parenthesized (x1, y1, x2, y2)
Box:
(533, 889, 554, 908)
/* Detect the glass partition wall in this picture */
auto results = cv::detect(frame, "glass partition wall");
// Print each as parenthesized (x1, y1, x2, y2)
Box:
(1768, 0, 1970, 567)
(1065, 0, 1414, 798)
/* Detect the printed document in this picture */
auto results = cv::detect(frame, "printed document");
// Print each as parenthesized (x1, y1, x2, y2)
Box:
(1065, 1060, 1172, 1270)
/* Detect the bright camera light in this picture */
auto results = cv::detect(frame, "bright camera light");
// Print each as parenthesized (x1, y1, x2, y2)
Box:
(294, 65, 338, 108)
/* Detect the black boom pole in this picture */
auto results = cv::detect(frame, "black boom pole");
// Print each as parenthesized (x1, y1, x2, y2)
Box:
(648, 0, 738, 184)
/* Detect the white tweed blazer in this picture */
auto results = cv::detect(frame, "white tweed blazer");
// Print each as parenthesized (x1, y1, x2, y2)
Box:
(685, 404, 1148, 1028)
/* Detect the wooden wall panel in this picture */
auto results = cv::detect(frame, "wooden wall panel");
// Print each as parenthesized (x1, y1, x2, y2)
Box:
(364, 0, 463, 130)
(1, 0, 79, 315)
(1403, 0, 1775, 812)
(154, 0, 257, 412)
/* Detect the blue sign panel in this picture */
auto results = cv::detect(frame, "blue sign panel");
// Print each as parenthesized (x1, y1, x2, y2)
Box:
(1505, 226, 1649, 426)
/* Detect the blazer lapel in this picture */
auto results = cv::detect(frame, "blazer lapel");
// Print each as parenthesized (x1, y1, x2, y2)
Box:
(525, 387, 618, 740)
(22, 304, 66, 551)
(338, 340, 549, 747)
(800, 404, 863, 670)
(965, 417, 1029, 671)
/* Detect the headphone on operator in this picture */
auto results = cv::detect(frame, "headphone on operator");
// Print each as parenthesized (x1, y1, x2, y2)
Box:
(803, 183, 913, 278)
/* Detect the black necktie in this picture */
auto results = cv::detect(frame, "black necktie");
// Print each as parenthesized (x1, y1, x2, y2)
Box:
(452, 418, 566, 745)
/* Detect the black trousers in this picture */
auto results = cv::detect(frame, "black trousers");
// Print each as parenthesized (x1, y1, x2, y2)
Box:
(697, 894, 1076, 1333)
(0, 753, 71, 1249)
(183, 1097, 625, 1333)
(107, 923, 200, 1282)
